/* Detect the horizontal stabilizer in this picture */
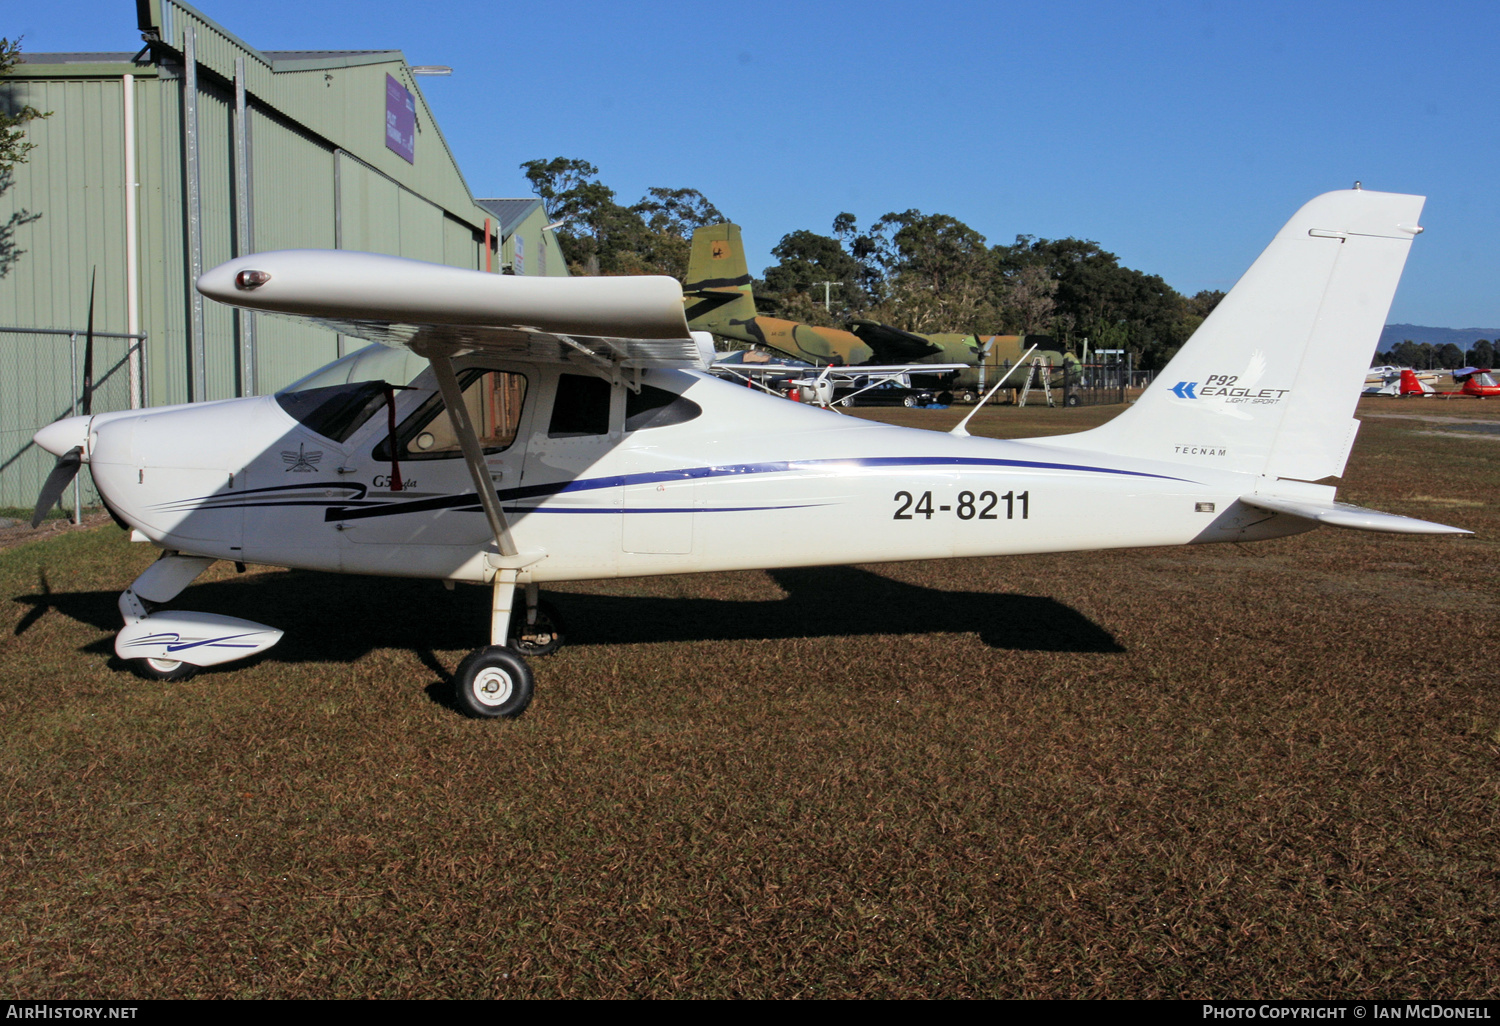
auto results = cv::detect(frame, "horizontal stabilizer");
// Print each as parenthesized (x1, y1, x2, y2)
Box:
(1240, 495, 1471, 535)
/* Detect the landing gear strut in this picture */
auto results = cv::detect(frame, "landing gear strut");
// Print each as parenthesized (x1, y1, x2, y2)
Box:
(452, 570, 549, 718)
(429, 354, 556, 720)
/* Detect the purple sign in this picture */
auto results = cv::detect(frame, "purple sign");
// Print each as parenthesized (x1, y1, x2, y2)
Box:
(385, 74, 415, 164)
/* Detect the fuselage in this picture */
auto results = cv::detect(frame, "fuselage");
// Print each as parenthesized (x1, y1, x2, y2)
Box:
(58, 354, 1313, 585)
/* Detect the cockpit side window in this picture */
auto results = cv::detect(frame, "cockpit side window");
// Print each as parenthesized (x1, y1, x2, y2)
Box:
(548, 374, 612, 438)
(274, 381, 391, 443)
(625, 384, 702, 431)
(373, 370, 528, 461)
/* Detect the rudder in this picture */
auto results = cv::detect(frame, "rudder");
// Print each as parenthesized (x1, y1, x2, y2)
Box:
(1044, 188, 1425, 484)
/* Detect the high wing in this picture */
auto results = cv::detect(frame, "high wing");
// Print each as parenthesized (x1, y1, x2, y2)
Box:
(847, 319, 946, 362)
(197, 250, 704, 369)
(197, 249, 708, 606)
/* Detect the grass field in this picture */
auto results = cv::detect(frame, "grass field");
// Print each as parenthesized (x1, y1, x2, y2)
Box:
(1, 398, 1496, 998)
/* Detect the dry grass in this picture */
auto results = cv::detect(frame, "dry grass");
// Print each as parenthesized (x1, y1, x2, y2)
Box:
(0, 398, 1495, 998)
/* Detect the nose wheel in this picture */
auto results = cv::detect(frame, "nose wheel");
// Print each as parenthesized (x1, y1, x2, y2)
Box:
(134, 657, 199, 682)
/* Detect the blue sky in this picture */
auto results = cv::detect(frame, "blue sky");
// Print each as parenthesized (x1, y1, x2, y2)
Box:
(12, 0, 1500, 328)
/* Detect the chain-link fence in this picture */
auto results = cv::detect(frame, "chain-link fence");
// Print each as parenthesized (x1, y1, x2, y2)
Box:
(0, 327, 144, 516)
(1060, 360, 1155, 407)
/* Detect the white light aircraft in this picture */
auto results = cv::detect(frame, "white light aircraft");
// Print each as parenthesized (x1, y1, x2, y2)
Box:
(31, 188, 1469, 718)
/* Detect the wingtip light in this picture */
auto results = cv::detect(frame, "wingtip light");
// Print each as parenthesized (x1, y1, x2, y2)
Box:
(235, 269, 271, 290)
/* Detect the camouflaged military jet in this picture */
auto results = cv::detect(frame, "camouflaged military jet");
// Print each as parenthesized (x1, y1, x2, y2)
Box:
(683, 223, 1069, 398)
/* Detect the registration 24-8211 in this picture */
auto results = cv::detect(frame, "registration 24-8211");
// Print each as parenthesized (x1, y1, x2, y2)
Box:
(892, 490, 1030, 521)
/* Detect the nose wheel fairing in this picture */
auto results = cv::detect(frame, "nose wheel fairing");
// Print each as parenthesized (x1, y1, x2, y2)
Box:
(116, 611, 283, 670)
(116, 553, 282, 674)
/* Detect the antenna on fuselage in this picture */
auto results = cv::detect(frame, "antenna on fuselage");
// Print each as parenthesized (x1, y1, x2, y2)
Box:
(949, 344, 1037, 438)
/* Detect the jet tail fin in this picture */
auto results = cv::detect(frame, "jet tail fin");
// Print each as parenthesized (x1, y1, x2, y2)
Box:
(1045, 189, 1425, 484)
(684, 223, 758, 332)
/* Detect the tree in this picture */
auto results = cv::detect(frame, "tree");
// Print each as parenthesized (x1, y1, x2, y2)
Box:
(1466, 340, 1495, 368)
(994, 235, 1188, 368)
(852, 210, 994, 332)
(761, 229, 867, 314)
(629, 187, 724, 280)
(1437, 342, 1465, 369)
(519, 158, 724, 279)
(0, 38, 44, 172)
(1, 37, 48, 280)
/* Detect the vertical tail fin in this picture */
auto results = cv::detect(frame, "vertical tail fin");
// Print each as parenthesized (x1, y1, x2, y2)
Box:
(1045, 189, 1425, 483)
(1399, 368, 1434, 395)
(684, 223, 759, 332)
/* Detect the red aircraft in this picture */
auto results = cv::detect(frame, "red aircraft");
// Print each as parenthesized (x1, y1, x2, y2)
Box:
(1399, 368, 1436, 396)
(1450, 367, 1500, 398)
(1396, 367, 1500, 398)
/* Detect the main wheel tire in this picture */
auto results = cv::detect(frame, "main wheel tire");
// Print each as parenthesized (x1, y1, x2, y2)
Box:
(452, 646, 534, 719)
(961, 390, 977, 403)
(508, 599, 565, 657)
(133, 657, 199, 682)
(1065, 393, 1081, 407)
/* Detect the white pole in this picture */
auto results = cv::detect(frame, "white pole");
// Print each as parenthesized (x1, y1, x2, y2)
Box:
(123, 73, 141, 408)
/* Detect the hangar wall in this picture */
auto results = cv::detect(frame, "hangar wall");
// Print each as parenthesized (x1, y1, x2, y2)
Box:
(0, 0, 540, 510)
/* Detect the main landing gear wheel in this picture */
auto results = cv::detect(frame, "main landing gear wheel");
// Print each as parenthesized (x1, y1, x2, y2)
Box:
(132, 657, 199, 682)
(453, 646, 534, 719)
(1065, 393, 1081, 407)
(508, 599, 565, 658)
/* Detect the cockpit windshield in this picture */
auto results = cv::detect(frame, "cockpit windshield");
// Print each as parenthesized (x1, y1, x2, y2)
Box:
(280, 344, 429, 393)
(275, 381, 391, 443)
(274, 345, 432, 444)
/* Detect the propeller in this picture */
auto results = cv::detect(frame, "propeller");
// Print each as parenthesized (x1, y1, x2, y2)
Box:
(30, 270, 97, 528)
(30, 447, 83, 528)
(82, 268, 96, 416)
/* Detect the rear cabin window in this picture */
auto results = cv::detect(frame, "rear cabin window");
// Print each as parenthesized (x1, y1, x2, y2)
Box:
(275, 381, 390, 443)
(625, 385, 702, 431)
(374, 370, 528, 460)
(548, 374, 612, 437)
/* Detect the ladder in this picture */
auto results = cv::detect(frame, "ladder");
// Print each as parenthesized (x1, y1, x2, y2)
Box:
(1017, 359, 1054, 407)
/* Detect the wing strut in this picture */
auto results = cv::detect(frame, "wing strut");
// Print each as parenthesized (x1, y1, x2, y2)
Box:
(429, 356, 518, 558)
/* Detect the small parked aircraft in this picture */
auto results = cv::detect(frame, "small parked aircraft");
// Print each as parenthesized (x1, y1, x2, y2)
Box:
(1399, 368, 1437, 396)
(1448, 367, 1500, 398)
(682, 222, 1070, 395)
(30, 188, 1468, 718)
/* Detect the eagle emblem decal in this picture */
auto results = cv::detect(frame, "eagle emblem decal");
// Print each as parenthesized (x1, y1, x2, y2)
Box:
(281, 443, 323, 473)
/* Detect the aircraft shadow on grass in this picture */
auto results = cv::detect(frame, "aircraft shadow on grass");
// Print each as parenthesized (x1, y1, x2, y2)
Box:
(13, 564, 1124, 674)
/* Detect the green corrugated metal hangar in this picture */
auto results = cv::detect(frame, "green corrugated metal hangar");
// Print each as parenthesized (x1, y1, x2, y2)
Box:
(0, 0, 566, 510)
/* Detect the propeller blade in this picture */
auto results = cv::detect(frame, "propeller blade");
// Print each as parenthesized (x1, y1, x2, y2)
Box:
(82, 268, 96, 416)
(31, 447, 83, 528)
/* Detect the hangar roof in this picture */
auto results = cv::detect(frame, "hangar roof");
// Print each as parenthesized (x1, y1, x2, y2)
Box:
(476, 199, 544, 238)
(18, 53, 141, 64)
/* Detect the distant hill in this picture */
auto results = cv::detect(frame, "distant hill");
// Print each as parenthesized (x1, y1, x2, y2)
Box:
(1379, 324, 1500, 352)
